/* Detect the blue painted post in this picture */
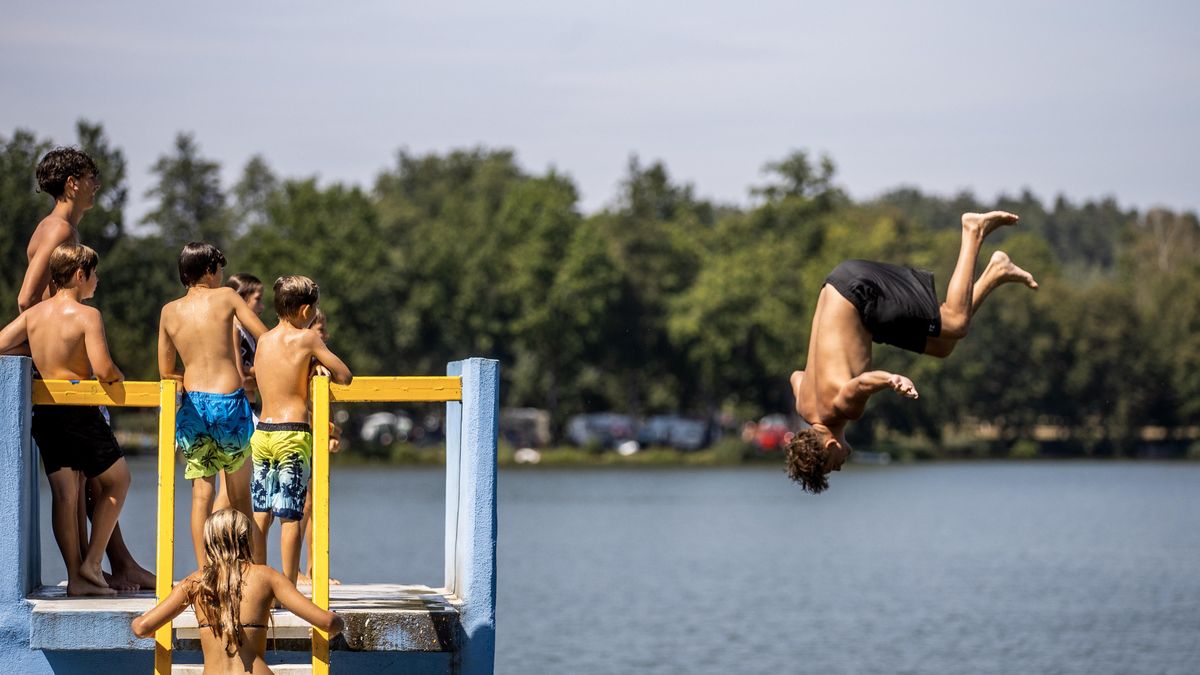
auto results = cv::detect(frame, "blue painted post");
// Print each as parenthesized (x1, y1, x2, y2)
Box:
(0, 356, 43, 670)
(445, 358, 498, 674)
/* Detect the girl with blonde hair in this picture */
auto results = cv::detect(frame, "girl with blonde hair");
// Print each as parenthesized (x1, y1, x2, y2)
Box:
(133, 508, 343, 674)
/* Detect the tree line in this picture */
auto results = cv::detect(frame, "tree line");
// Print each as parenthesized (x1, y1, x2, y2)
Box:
(2, 121, 1197, 455)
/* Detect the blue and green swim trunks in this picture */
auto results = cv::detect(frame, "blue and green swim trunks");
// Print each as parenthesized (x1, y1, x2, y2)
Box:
(176, 389, 254, 480)
(250, 422, 313, 521)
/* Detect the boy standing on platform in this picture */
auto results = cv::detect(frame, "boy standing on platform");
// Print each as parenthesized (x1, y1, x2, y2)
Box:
(159, 243, 269, 568)
(0, 244, 130, 596)
(250, 276, 351, 584)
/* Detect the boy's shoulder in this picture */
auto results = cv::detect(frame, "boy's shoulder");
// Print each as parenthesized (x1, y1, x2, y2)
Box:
(29, 297, 100, 326)
(30, 215, 75, 245)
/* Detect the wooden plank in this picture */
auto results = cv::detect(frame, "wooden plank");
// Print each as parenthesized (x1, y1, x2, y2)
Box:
(330, 376, 461, 403)
(32, 379, 162, 407)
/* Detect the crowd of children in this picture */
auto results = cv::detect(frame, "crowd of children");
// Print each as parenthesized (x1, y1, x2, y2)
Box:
(0, 147, 347, 663)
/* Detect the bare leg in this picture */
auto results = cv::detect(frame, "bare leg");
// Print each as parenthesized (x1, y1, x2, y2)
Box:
(81, 459, 130, 590)
(253, 511, 273, 565)
(221, 459, 260, 559)
(298, 485, 313, 584)
(190, 476, 216, 570)
(49, 469, 113, 596)
(84, 477, 154, 590)
(926, 250, 1038, 357)
(940, 211, 1020, 339)
(212, 471, 231, 512)
(280, 518, 303, 585)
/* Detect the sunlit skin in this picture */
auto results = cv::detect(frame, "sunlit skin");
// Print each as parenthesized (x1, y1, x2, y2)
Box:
(0, 265, 130, 596)
(792, 212, 1038, 470)
(251, 302, 351, 584)
(159, 265, 271, 569)
(17, 172, 97, 312)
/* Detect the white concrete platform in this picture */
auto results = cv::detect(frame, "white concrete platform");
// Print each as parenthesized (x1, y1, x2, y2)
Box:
(28, 583, 460, 652)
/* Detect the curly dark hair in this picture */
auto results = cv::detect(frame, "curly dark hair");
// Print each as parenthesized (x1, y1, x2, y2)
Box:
(784, 427, 831, 494)
(36, 147, 99, 199)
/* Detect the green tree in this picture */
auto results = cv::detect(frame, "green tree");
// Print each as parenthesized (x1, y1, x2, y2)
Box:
(143, 133, 230, 249)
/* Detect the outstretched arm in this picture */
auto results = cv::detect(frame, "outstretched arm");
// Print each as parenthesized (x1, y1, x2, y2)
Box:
(230, 289, 269, 340)
(833, 370, 918, 419)
(0, 314, 30, 355)
(309, 333, 352, 386)
(269, 567, 344, 635)
(132, 575, 196, 638)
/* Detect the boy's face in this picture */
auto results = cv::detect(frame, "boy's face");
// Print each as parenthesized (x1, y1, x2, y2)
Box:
(246, 290, 264, 315)
(314, 320, 329, 342)
(79, 268, 99, 300)
(68, 173, 100, 209)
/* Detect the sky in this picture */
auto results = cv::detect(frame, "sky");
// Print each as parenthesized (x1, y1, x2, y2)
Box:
(2, 1, 1197, 223)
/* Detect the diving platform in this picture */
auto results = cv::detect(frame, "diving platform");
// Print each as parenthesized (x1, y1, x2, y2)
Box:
(28, 584, 460, 652)
(0, 356, 498, 674)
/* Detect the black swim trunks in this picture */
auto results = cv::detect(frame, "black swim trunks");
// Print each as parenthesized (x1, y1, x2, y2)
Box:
(31, 405, 124, 478)
(825, 259, 942, 354)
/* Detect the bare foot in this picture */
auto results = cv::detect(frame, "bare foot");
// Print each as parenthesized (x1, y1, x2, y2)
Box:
(79, 561, 113, 592)
(988, 251, 1038, 289)
(298, 572, 341, 586)
(67, 575, 116, 597)
(103, 571, 139, 592)
(962, 211, 1019, 240)
(110, 563, 156, 591)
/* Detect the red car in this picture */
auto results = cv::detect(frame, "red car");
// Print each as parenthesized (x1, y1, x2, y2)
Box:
(753, 414, 794, 452)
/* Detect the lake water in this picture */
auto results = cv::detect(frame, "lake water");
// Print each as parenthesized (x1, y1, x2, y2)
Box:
(40, 460, 1200, 674)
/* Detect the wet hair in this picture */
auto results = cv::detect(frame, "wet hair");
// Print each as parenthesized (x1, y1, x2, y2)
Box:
(784, 428, 831, 494)
(191, 508, 254, 657)
(178, 243, 227, 287)
(226, 273, 263, 300)
(274, 275, 319, 320)
(36, 147, 99, 200)
(48, 244, 99, 289)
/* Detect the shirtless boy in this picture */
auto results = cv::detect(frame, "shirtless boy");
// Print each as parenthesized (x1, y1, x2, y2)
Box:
(10, 149, 154, 591)
(250, 276, 351, 584)
(17, 148, 97, 312)
(159, 243, 269, 568)
(786, 211, 1038, 493)
(0, 244, 130, 596)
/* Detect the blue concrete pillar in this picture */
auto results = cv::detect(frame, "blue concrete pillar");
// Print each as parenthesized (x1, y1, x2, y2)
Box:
(0, 355, 44, 670)
(445, 358, 498, 674)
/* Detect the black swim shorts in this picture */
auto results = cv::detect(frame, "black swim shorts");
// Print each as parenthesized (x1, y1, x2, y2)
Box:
(31, 405, 124, 478)
(825, 259, 942, 354)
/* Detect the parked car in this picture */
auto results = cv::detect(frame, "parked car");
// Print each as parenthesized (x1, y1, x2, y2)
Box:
(753, 414, 793, 452)
(359, 411, 414, 446)
(565, 413, 637, 449)
(637, 415, 712, 451)
(500, 408, 551, 448)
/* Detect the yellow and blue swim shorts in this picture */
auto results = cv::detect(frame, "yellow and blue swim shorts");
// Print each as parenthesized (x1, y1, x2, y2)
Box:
(249, 422, 313, 521)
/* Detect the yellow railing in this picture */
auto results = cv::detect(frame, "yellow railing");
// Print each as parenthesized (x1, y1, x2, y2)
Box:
(32, 379, 178, 675)
(33, 375, 464, 675)
(310, 376, 462, 672)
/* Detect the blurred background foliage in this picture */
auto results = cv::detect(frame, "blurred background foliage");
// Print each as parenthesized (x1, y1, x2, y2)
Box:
(2, 122, 1197, 455)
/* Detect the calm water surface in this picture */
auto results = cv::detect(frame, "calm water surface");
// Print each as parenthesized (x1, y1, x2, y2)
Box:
(40, 460, 1200, 674)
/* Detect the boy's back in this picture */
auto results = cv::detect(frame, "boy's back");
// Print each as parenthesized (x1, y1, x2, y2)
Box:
(255, 326, 337, 423)
(25, 297, 100, 380)
(160, 286, 252, 394)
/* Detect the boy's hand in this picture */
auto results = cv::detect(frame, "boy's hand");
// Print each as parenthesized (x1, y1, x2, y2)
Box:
(312, 364, 331, 378)
(888, 373, 918, 399)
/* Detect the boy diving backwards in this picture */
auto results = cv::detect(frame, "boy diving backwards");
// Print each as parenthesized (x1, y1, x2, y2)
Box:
(787, 211, 1038, 494)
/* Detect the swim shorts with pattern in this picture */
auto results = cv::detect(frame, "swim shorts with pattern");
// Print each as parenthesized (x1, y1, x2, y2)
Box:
(176, 389, 254, 480)
(250, 422, 313, 521)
